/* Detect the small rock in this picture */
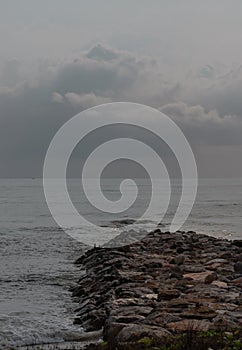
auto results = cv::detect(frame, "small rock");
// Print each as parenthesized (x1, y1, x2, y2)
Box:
(205, 272, 217, 284)
(183, 271, 217, 284)
(170, 254, 185, 265)
(237, 253, 242, 262)
(211, 280, 228, 288)
(184, 265, 205, 273)
(153, 228, 162, 233)
(205, 258, 227, 265)
(158, 289, 180, 301)
(169, 266, 183, 279)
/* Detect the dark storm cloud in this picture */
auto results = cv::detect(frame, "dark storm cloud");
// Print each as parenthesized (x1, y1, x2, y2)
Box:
(0, 46, 159, 176)
(0, 45, 242, 177)
(52, 45, 159, 100)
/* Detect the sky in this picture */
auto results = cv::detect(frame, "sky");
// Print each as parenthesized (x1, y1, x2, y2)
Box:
(1, 0, 242, 178)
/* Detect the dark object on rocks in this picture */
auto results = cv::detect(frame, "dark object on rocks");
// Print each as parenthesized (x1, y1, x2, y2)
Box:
(170, 254, 185, 265)
(234, 261, 242, 274)
(205, 272, 217, 284)
(158, 289, 180, 301)
(232, 240, 242, 247)
(111, 219, 136, 227)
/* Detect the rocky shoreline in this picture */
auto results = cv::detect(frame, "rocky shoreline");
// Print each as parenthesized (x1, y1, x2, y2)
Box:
(71, 230, 242, 349)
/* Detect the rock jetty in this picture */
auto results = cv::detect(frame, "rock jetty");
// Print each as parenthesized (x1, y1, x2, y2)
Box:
(71, 230, 242, 349)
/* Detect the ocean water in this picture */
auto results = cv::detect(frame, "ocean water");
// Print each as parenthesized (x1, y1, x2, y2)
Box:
(0, 178, 242, 348)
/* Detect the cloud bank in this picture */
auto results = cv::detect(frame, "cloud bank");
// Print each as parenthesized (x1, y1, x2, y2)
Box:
(0, 44, 242, 177)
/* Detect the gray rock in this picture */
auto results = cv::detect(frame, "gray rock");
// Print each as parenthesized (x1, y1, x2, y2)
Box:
(110, 305, 152, 317)
(184, 265, 205, 273)
(116, 324, 171, 343)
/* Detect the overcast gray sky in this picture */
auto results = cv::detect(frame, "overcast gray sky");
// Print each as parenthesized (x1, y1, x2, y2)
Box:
(1, 0, 242, 177)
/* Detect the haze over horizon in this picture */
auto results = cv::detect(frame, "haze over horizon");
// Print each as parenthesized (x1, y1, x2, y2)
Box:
(1, 0, 242, 178)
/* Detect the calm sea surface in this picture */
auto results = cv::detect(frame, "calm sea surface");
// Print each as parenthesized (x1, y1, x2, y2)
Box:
(0, 178, 241, 347)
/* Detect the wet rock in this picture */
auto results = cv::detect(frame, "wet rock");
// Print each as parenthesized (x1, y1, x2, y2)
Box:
(116, 324, 171, 343)
(82, 309, 107, 331)
(111, 219, 136, 227)
(153, 228, 162, 233)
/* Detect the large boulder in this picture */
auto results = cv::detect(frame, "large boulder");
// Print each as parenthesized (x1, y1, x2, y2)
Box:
(116, 324, 171, 343)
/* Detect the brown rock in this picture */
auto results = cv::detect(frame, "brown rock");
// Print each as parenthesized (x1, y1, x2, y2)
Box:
(167, 319, 211, 332)
(232, 277, 242, 285)
(180, 306, 217, 320)
(211, 280, 228, 288)
(183, 271, 217, 283)
(158, 289, 180, 301)
(205, 272, 217, 284)
(145, 311, 181, 326)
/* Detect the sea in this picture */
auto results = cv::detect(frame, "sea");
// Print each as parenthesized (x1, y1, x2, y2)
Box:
(0, 178, 242, 348)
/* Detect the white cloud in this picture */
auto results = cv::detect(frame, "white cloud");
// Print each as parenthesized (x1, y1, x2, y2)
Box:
(64, 92, 112, 108)
(160, 101, 242, 145)
(52, 92, 64, 103)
